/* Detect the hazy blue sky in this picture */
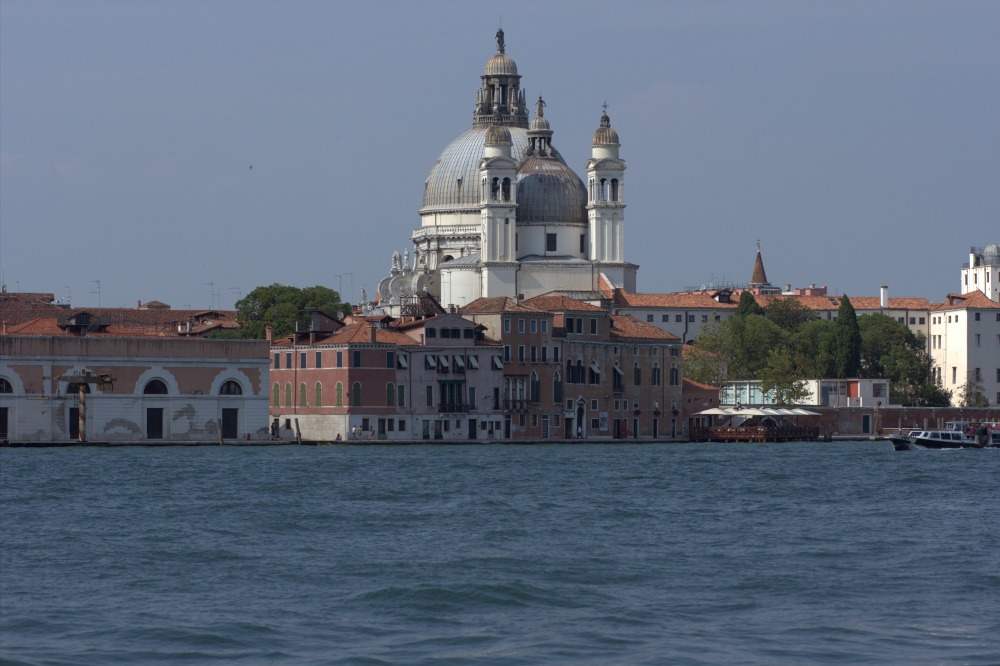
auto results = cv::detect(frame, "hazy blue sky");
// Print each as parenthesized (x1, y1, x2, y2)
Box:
(2, 0, 996, 310)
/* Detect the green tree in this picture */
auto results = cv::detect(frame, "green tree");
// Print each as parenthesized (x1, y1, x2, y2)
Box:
(759, 347, 811, 404)
(957, 373, 989, 408)
(235, 283, 349, 339)
(764, 298, 816, 333)
(791, 319, 836, 379)
(832, 295, 861, 378)
(735, 291, 764, 317)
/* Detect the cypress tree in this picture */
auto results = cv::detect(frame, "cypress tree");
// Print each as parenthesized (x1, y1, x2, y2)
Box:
(833, 295, 861, 377)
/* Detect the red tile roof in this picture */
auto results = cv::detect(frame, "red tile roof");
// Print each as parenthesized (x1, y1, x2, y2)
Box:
(609, 315, 680, 341)
(521, 294, 605, 313)
(461, 297, 540, 314)
(615, 290, 738, 309)
(932, 291, 1000, 311)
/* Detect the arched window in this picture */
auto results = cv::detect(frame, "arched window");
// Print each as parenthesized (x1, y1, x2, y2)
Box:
(143, 379, 168, 395)
(66, 383, 90, 395)
(652, 363, 661, 387)
(0, 377, 12, 393)
(613, 364, 624, 392)
(284, 383, 292, 408)
(633, 362, 641, 387)
(600, 178, 608, 200)
(397, 385, 405, 407)
(315, 382, 323, 407)
(610, 178, 619, 201)
(386, 382, 396, 407)
(501, 177, 511, 201)
(299, 382, 307, 406)
(336, 382, 343, 407)
(553, 371, 563, 404)
(220, 380, 243, 395)
(576, 360, 584, 384)
(670, 363, 680, 386)
(566, 360, 574, 384)
(352, 382, 362, 407)
(272, 383, 280, 407)
(491, 177, 500, 200)
(588, 361, 601, 385)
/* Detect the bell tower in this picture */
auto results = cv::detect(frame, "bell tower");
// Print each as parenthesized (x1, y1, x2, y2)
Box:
(586, 107, 626, 263)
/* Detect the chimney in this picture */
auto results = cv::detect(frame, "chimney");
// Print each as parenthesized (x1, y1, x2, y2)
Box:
(880, 285, 888, 310)
(265, 324, 273, 342)
(137, 299, 141, 308)
(369, 323, 377, 343)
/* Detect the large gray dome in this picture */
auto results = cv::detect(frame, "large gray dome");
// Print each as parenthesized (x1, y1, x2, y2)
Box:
(421, 127, 530, 213)
(516, 155, 587, 225)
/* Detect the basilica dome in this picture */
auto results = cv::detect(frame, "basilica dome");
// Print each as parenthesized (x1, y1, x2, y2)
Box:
(516, 155, 587, 225)
(421, 127, 530, 212)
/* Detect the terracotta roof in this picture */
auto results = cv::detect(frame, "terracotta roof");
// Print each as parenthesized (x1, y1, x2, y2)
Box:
(683, 377, 719, 391)
(609, 315, 680, 341)
(615, 291, 738, 309)
(522, 294, 605, 313)
(932, 291, 1000, 311)
(461, 297, 540, 314)
(272, 321, 420, 347)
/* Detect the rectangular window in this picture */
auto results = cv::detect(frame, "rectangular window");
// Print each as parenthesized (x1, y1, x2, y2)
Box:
(530, 319, 537, 333)
(701, 315, 708, 323)
(425, 354, 437, 370)
(541, 346, 548, 362)
(996, 368, 1000, 383)
(518, 319, 525, 333)
(675, 315, 683, 322)
(286, 352, 292, 368)
(714, 314, 721, 321)
(909, 317, 916, 325)
(469, 386, 476, 406)
(353, 351, 361, 367)
(553, 347, 560, 362)
(687, 314, 695, 323)
(464, 328, 474, 339)
(468, 354, 479, 370)
(919, 317, 925, 325)
(546, 233, 557, 252)
(590, 318, 597, 335)
(426, 385, 433, 407)
(576, 318, 583, 333)
(647, 314, 654, 322)
(670, 347, 679, 357)
(386, 351, 395, 368)
(530, 346, 537, 362)
(662, 314, 669, 322)
(591, 399, 598, 410)
(504, 346, 511, 362)
(518, 345, 525, 362)
(399, 420, 406, 432)
(541, 320, 548, 333)
(580, 234, 586, 254)
(426, 328, 437, 338)
(300, 352, 307, 368)
(975, 312, 981, 321)
(974, 368, 982, 381)
(566, 318, 574, 333)
(397, 354, 408, 369)
(398, 385, 405, 407)
(492, 356, 504, 370)
(274, 353, 281, 369)
(976, 334, 981, 347)
(315, 352, 322, 368)
(531, 414, 538, 427)
(504, 319, 511, 333)
(336, 351, 343, 368)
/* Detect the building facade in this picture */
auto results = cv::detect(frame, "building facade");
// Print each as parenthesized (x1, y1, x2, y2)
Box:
(928, 291, 1000, 406)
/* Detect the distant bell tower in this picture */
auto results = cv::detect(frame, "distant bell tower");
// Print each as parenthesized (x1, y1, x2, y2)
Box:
(586, 106, 626, 262)
(479, 118, 519, 296)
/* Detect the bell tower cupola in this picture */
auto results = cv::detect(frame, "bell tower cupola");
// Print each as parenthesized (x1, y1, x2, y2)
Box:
(586, 106, 626, 263)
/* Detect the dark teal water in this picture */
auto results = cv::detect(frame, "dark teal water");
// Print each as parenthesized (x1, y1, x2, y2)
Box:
(1, 443, 998, 665)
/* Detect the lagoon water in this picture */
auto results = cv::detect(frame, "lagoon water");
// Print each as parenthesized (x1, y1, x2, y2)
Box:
(1, 442, 998, 665)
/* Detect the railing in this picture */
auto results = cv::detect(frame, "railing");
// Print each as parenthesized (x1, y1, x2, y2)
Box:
(690, 425, 820, 443)
(438, 402, 470, 413)
(503, 399, 528, 411)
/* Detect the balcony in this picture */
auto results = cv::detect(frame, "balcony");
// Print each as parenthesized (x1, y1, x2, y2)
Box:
(438, 402, 471, 413)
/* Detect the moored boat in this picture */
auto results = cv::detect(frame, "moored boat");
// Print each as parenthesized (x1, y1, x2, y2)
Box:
(892, 421, 999, 450)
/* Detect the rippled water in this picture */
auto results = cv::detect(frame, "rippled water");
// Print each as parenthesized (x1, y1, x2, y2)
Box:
(2, 442, 998, 665)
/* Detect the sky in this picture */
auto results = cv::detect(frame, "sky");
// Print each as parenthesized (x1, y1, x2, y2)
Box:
(1, 0, 997, 310)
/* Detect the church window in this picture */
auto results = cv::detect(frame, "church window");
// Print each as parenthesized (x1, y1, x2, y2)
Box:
(315, 382, 323, 407)
(502, 177, 511, 201)
(220, 380, 243, 395)
(610, 179, 620, 201)
(299, 383, 307, 406)
(284, 383, 292, 407)
(491, 177, 500, 200)
(144, 379, 168, 395)
(600, 178, 608, 200)
(546, 234, 557, 252)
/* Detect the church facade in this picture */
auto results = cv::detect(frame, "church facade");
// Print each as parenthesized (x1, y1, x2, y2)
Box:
(376, 30, 638, 316)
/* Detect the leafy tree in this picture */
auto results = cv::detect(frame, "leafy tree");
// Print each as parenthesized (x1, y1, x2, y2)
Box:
(735, 291, 764, 317)
(759, 347, 811, 405)
(831, 295, 861, 378)
(791, 319, 836, 379)
(764, 298, 816, 333)
(235, 283, 349, 339)
(957, 373, 989, 408)
(683, 326, 732, 387)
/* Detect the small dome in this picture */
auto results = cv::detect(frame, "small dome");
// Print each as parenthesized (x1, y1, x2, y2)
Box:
(530, 114, 551, 132)
(984, 243, 1000, 258)
(516, 156, 587, 225)
(592, 113, 619, 145)
(484, 124, 512, 145)
(485, 53, 518, 76)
